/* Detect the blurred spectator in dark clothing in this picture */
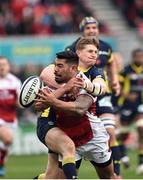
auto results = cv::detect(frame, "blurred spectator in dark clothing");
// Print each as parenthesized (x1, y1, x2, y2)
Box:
(111, 0, 143, 39)
(17, 7, 34, 34)
(111, 0, 143, 27)
(0, 0, 110, 35)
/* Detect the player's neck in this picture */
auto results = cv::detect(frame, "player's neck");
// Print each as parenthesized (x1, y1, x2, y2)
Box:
(78, 62, 91, 72)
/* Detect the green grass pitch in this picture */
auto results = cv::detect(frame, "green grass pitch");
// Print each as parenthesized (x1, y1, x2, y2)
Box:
(2, 149, 143, 179)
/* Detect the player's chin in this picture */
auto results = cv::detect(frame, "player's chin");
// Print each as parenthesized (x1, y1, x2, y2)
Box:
(55, 77, 63, 84)
(87, 60, 95, 66)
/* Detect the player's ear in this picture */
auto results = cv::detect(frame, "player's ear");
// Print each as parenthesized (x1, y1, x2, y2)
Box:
(72, 64, 78, 71)
(76, 49, 80, 56)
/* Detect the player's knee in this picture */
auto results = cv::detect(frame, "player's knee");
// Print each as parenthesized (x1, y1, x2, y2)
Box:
(65, 140, 75, 154)
(61, 139, 75, 157)
(3, 135, 13, 145)
(106, 128, 117, 144)
(0, 128, 13, 145)
(2, 131, 13, 145)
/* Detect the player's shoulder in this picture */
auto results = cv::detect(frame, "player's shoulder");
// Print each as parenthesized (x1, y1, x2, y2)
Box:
(85, 66, 104, 80)
(8, 73, 21, 82)
(121, 64, 132, 76)
(124, 64, 132, 72)
(99, 39, 112, 50)
(90, 65, 103, 74)
(7, 73, 22, 88)
(88, 65, 98, 74)
(71, 37, 80, 46)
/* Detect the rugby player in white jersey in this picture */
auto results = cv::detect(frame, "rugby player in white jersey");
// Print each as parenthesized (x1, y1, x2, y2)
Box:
(0, 56, 21, 176)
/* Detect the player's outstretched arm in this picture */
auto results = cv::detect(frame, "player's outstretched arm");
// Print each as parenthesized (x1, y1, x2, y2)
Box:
(35, 91, 93, 116)
(35, 77, 84, 111)
(107, 54, 121, 96)
(83, 77, 107, 96)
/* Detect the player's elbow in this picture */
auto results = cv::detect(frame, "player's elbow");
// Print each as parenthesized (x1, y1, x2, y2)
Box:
(76, 107, 87, 116)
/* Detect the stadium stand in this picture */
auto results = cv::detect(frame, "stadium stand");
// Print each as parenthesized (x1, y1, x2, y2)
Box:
(0, 0, 110, 35)
(111, 0, 143, 39)
(86, 0, 142, 63)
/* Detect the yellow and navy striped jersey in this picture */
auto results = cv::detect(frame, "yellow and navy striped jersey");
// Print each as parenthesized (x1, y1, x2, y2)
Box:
(78, 65, 105, 82)
(120, 63, 143, 104)
(66, 37, 113, 92)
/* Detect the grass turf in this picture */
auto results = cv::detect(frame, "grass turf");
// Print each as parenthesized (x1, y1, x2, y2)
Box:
(2, 149, 143, 179)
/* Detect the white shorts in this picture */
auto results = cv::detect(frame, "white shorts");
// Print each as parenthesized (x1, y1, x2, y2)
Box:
(59, 119, 111, 164)
(0, 118, 17, 132)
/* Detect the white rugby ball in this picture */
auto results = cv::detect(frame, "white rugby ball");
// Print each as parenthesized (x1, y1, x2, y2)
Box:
(19, 76, 43, 108)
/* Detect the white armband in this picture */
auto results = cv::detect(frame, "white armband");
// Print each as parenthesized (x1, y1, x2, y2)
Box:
(84, 80, 103, 96)
(83, 80, 94, 93)
(92, 82, 103, 96)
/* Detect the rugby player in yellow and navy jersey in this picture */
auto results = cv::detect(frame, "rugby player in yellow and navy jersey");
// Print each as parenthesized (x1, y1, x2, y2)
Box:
(34, 38, 113, 179)
(119, 48, 143, 174)
(66, 16, 121, 177)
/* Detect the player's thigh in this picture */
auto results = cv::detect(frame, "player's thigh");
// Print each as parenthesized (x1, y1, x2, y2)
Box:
(45, 127, 75, 154)
(37, 116, 56, 146)
(105, 126, 117, 144)
(0, 125, 13, 145)
(95, 160, 115, 179)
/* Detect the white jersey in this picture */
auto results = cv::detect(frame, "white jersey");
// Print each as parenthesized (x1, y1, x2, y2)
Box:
(0, 73, 21, 123)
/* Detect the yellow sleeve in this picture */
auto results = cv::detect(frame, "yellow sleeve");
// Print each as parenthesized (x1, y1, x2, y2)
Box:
(40, 107, 50, 118)
(107, 50, 113, 64)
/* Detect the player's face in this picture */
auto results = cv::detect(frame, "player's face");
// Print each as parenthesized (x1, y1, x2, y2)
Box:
(54, 59, 74, 83)
(133, 52, 143, 66)
(0, 58, 10, 78)
(77, 44, 98, 67)
(83, 23, 99, 37)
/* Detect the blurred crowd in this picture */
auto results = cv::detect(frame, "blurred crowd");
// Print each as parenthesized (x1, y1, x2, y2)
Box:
(11, 63, 44, 83)
(111, 0, 143, 38)
(0, 0, 110, 35)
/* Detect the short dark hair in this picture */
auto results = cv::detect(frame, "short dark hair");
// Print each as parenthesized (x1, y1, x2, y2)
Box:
(56, 50, 79, 64)
(132, 48, 143, 57)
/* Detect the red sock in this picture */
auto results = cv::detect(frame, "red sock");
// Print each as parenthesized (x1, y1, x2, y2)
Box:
(0, 149, 7, 166)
